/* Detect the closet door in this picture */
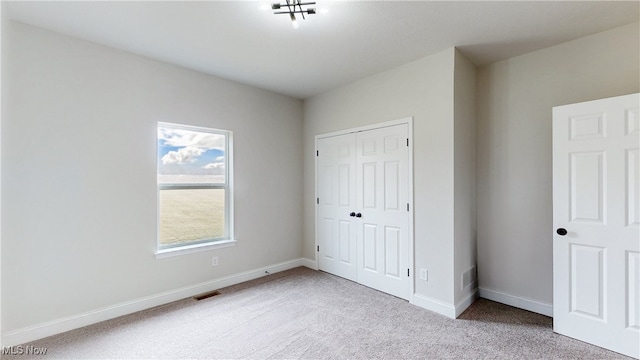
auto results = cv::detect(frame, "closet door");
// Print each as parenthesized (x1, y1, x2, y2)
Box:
(316, 123, 410, 300)
(317, 133, 357, 281)
(356, 124, 410, 300)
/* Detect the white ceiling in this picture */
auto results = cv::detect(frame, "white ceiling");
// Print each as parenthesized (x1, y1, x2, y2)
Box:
(4, 1, 639, 99)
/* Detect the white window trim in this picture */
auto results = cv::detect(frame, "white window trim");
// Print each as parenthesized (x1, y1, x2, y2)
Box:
(156, 122, 235, 257)
(155, 239, 236, 259)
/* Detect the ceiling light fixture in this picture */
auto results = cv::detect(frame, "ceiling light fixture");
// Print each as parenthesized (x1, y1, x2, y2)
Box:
(272, 0, 316, 29)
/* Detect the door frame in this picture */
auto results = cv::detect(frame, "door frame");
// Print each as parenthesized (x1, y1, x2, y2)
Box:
(314, 117, 415, 302)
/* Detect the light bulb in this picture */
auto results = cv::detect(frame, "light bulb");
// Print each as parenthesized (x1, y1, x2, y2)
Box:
(290, 13, 299, 29)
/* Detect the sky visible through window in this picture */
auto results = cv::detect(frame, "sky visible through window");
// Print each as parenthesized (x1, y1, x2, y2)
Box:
(157, 126, 226, 185)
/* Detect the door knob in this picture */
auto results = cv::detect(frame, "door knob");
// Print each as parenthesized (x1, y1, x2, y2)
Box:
(349, 212, 356, 217)
(356, 213, 362, 218)
(556, 228, 568, 236)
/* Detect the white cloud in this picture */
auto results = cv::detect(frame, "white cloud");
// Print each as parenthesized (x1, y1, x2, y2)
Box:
(158, 127, 225, 150)
(202, 162, 225, 170)
(162, 147, 205, 165)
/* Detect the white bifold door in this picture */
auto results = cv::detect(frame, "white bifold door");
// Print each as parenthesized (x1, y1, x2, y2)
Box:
(317, 123, 410, 300)
(553, 93, 640, 358)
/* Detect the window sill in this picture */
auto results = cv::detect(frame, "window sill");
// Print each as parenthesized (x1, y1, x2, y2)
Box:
(155, 239, 237, 259)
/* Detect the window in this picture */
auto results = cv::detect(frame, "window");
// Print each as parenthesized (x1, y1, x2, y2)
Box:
(157, 122, 233, 255)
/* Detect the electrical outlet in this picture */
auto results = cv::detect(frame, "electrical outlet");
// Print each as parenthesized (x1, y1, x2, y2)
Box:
(211, 256, 219, 267)
(419, 268, 428, 281)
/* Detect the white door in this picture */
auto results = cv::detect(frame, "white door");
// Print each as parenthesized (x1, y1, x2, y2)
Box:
(317, 133, 357, 281)
(356, 124, 410, 299)
(553, 93, 640, 358)
(317, 123, 411, 300)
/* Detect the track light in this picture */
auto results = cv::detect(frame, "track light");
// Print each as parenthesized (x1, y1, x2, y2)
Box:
(272, 0, 316, 28)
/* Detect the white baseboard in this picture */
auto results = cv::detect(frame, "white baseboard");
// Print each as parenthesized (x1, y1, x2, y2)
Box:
(478, 287, 553, 317)
(2, 258, 309, 347)
(455, 288, 479, 318)
(411, 294, 456, 319)
(300, 257, 317, 270)
(411, 288, 479, 319)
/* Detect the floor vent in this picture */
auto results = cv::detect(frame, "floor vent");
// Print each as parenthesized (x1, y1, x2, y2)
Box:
(194, 290, 221, 301)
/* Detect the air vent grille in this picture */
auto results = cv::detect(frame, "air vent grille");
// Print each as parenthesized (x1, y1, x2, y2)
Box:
(194, 290, 221, 301)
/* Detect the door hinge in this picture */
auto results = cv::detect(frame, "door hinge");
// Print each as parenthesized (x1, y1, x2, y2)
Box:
(316, 150, 319, 156)
(407, 203, 410, 211)
(317, 198, 319, 204)
(407, 138, 409, 147)
(317, 245, 320, 252)
(407, 268, 410, 277)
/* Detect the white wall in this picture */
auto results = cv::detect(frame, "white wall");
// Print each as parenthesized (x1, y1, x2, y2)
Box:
(476, 22, 640, 312)
(304, 48, 478, 310)
(453, 50, 477, 308)
(2, 22, 303, 334)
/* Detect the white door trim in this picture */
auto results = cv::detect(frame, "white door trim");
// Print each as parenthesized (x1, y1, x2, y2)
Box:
(314, 117, 414, 303)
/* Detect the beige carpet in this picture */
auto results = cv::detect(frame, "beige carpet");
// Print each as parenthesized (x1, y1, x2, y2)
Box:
(2, 267, 629, 359)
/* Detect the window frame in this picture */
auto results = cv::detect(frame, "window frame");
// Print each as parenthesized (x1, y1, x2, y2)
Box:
(155, 122, 235, 258)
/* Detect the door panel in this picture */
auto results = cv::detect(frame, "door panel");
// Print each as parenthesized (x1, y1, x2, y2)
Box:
(363, 223, 377, 271)
(339, 220, 351, 263)
(362, 163, 377, 208)
(384, 162, 400, 210)
(318, 166, 333, 205)
(553, 93, 640, 358)
(384, 226, 401, 278)
(569, 151, 605, 223)
(338, 165, 350, 206)
(627, 149, 640, 226)
(569, 244, 605, 319)
(320, 217, 334, 259)
(627, 251, 640, 330)
(569, 113, 606, 140)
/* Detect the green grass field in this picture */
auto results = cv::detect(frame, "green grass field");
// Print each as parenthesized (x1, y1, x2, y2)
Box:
(159, 189, 225, 246)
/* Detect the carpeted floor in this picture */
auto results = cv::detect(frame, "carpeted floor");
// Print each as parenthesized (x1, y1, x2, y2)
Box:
(2, 267, 630, 359)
